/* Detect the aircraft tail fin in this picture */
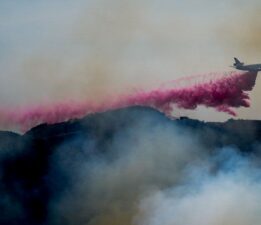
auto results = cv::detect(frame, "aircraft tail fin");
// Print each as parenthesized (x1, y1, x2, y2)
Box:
(234, 57, 243, 66)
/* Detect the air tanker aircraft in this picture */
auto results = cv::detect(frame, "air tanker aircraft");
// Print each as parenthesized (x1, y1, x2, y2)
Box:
(232, 58, 261, 72)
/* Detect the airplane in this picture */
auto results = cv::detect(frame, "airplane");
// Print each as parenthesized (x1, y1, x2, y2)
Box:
(231, 58, 261, 72)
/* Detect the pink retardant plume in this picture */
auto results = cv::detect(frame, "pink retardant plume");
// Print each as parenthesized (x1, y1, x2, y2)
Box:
(0, 71, 257, 132)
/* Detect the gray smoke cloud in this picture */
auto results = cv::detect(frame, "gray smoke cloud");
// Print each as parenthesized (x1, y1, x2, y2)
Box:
(45, 111, 261, 225)
(48, 115, 204, 225)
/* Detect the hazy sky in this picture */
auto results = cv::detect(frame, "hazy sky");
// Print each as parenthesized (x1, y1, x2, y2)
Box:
(0, 0, 261, 121)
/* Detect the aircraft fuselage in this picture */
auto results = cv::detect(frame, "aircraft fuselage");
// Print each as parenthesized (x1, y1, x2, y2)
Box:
(232, 58, 261, 72)
(235, 64, 261, 72)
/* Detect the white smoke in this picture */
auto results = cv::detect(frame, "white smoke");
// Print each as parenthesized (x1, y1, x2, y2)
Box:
(135, 149, 261, 225)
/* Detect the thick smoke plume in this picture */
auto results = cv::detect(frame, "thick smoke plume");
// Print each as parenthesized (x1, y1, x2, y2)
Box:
(0, 71, 257, 132)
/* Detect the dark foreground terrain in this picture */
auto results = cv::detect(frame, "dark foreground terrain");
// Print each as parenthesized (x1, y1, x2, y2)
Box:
(0, 107, 260, 225)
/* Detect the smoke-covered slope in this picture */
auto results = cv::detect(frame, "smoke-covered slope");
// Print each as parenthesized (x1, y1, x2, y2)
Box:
(0, 106, 261, 225)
